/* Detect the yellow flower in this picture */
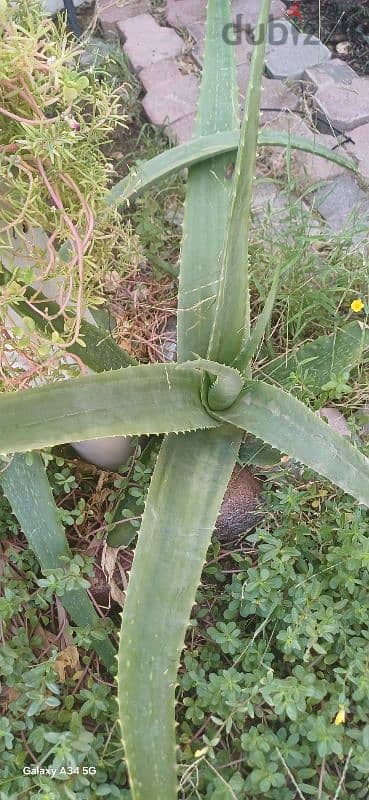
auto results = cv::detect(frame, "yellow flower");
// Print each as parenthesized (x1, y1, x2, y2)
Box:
(351, 298, 365, 313)
(334, 705, 346, 726)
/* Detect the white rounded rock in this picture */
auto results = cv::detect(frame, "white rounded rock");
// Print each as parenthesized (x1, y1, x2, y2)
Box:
(71, 437, 132, 470)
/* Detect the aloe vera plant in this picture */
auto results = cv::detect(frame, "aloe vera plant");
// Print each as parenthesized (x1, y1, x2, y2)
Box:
(1, 1, 369, 797)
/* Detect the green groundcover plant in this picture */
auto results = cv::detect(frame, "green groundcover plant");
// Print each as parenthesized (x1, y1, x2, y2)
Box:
(1, 1, 369, 798)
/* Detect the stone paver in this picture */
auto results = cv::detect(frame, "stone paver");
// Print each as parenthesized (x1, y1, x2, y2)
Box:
(258, 77, 301, 121)
(166, 0, 206, 30)
(265, 20, 331, 80)
(140, 58, 183, 93)
(142, 73, 199, 127)
(98, 0, 150, 37)
(193, 34, 252, 69)
(303, 60, 369, 132)
(166, 112, 196, 144)
(311, 173, 369, 235)
(346, 123, 369, 182)
(233, 0, 285, 32)
(251, 179, 322, 239)
(262, 112, 347, 184)
(119, 13, 184, 74)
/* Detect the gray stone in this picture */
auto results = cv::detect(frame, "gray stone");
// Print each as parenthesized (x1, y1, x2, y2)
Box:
(346, 123, 369, 181)
(265, 20, 331, 80)
(311, 173, 369, 235)
(303, 60, 369, 132)
(251, 179, 322, 238)
(262, 112, 347, 184)
(232, 0, 285, 32)
(119, 13, 184, 73)
(143, 72, 199, 127)
(98, 0, 150, 37)
(304, 58, 357, 88)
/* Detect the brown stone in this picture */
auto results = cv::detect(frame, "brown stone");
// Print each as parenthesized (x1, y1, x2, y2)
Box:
(142, 72, 199, 126)
(215, 465, 263, 542)
(140, 58, 183, 92)
(258, 76, 301, 121)
(119, 13, 184, 74)
(97, 0, 150, 37)
(166, 0, 207, 30)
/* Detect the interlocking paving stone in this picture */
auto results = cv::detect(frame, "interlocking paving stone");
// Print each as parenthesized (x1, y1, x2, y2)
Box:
(140, 58, 183, 93)
(98, 0, 150, 37)
(193, 34, 252, 68)
(142, 73, 199, 127)
(258, 77, 301, 120)
(346, 123, 369, 181)
(262, 112, 347, 183)
(166, 0, 206, 29)
(265, 20, 331, 80)
(119, 13, 184, 74)
(166, 112, 196, 144)
(233, 0, 285, 32)
(303, 60, 369, 132)
(311, 173, 369, 235)
(304, 58, 357, 88)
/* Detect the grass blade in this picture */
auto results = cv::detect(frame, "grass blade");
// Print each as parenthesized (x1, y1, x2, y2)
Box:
(219, 380, 369, 506)
(118, 427, 241, 800)
(0, 363, 220, 455)
(107, 132, 356, 205)
(208, 0, 271, 365)
(177, 0, 238, 361)
(1, 453, 116, 670)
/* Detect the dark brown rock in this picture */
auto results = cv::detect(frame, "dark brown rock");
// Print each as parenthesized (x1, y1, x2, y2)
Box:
(215, 465, 263, 542)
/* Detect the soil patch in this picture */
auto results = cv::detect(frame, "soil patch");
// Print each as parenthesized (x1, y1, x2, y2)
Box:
(298, 0, 369, 75)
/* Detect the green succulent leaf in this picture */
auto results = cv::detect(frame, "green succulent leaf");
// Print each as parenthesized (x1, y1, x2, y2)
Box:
(0, 453, 115, 669)
(177, 0, 238, 362)
(208, 0, 271, 365)
(219, 380, 369, 507)
(118, 427, 241, 800)
(233, 258, 285, 374)
(0, 362, 222, 455)
(257, 321, 369, 394)
(107, 131, 355, 206)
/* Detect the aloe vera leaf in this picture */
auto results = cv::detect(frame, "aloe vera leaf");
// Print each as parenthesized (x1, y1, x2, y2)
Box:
(232, 259, 284, 374)
(177, 0, 239, 361)
(218, 380, 369, 506)
(208, 0, 271, 365)
(0, 363, 222, 455)
(9, 285, 137, 370)
(257, 321, 369, 393)
(239, 435, 281, 466)
(0, 453, 115, 670)
(118, 427, 241, 800)
(107, 132, 356, 205)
